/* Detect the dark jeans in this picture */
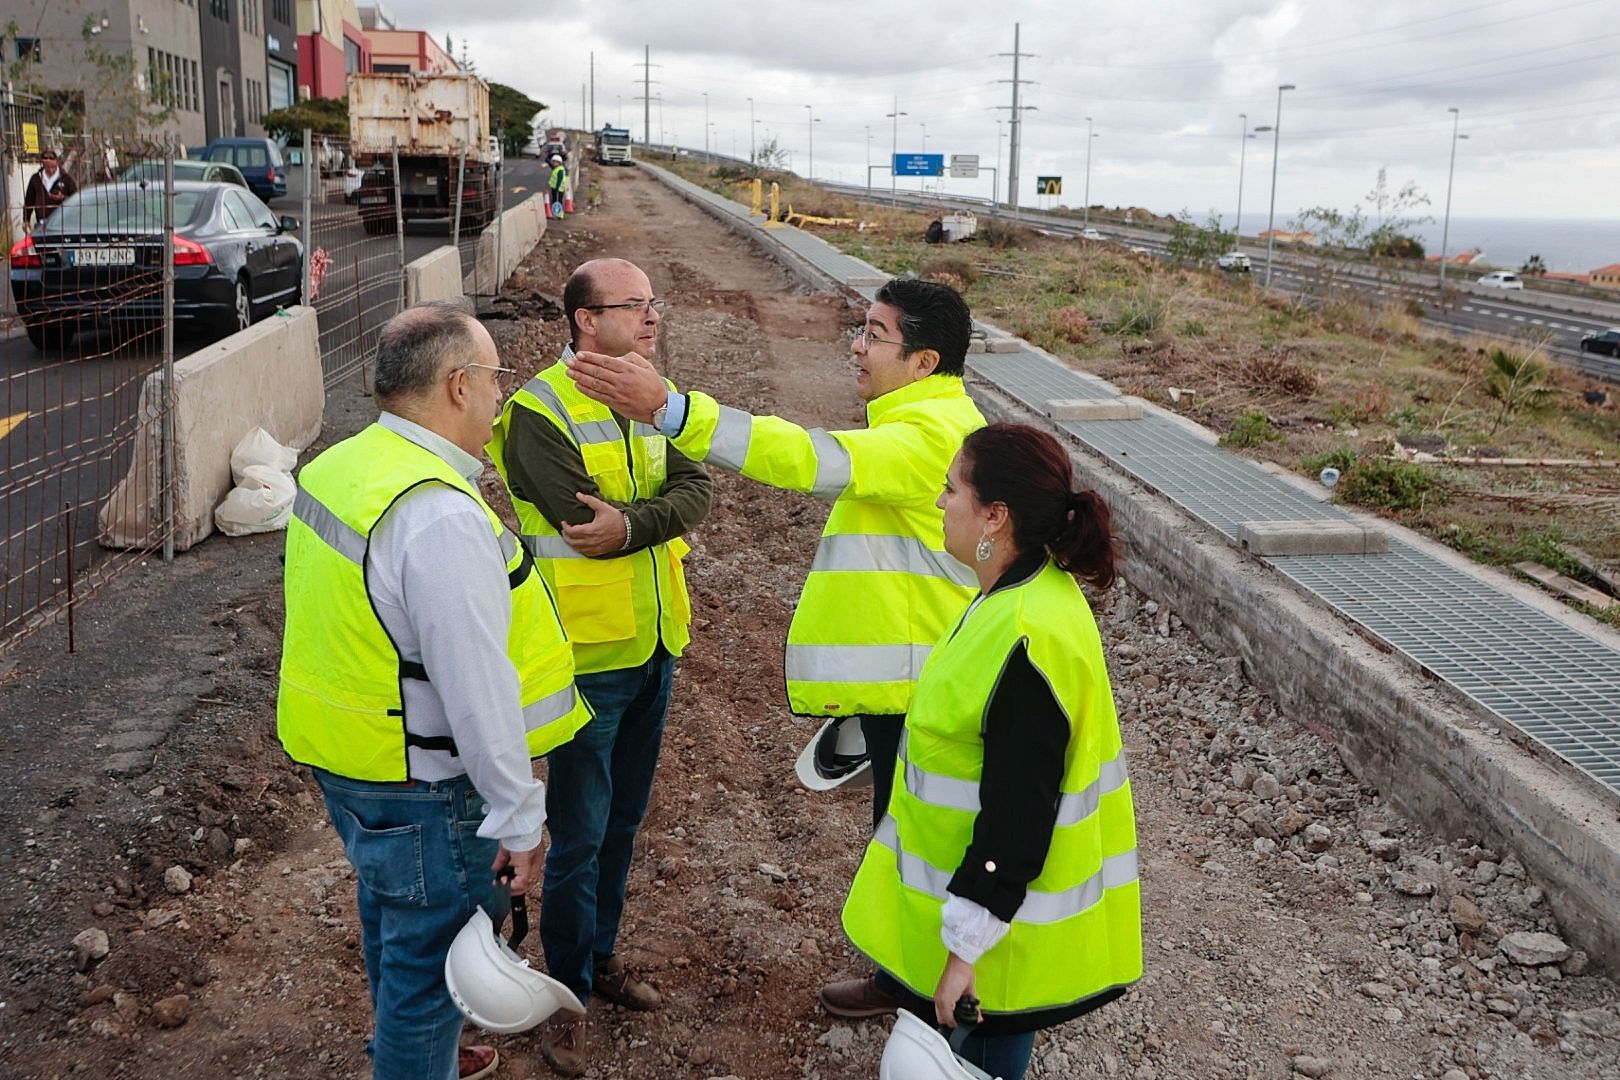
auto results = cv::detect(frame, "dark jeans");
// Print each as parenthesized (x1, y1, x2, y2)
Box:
(313, 770, 498, 1080)
(540, 646, 675, 1004)
(859, 713, 905, 832)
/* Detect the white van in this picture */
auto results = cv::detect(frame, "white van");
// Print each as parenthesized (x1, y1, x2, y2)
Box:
(1477, 271, 1524, 290)
(486, 136, 503, 171)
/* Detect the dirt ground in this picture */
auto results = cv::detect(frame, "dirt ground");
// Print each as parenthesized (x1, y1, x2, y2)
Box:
(1, 165, 1617, 1080)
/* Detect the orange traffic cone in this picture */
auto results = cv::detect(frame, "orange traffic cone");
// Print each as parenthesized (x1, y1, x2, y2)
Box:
(564, 194, 574, 213)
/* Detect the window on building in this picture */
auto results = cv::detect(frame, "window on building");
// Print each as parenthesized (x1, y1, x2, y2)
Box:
(273, 0, 291, 24)
(344, 36, 362, 73)
(15, 37, 41, 62)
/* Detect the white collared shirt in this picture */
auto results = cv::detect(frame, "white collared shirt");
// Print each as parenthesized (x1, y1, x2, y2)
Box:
(364, 412, 547, 851)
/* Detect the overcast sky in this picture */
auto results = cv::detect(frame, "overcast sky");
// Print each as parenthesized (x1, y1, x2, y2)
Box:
(387, 0, 1618, 223)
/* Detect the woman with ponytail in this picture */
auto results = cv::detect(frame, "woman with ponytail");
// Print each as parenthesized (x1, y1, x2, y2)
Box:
(839, 423, 1141, 1079)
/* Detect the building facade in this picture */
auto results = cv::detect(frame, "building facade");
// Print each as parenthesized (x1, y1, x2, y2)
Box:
(199, 0, 267, 141)
(295, 0, 369, 100)
(367, 30, 455, 75)
(0, 0, 207, 148)
(265, 0, 298, 112)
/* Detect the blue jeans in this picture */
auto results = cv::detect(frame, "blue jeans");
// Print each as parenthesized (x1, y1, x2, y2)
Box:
(314, 769, 500, 1080)
(541, 646, 675, 1004)
(954, 1028, 1036, 1080)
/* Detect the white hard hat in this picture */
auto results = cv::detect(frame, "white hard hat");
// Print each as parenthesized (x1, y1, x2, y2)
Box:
(794, 716, 873, 792)
(445, 895, 584, 1034)
(550, 154, 563, 163)
(880, 1010, 1000, 1080)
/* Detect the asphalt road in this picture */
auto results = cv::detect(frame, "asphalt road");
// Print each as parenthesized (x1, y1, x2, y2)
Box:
(1, 155, 549, 643)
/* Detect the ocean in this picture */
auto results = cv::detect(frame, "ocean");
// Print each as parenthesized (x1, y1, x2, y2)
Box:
(1361, 217, 1618, 276)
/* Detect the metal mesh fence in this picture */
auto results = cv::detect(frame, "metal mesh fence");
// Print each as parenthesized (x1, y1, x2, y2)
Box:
(2, 132, 178, 649)
(294, 132, 405, 387)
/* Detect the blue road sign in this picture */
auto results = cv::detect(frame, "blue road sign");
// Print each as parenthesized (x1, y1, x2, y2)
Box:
(892, 153, 944, 177)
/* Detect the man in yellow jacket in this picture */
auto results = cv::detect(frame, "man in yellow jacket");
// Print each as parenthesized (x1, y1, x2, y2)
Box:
(278, 303, 591, 1080)
(488, 257, 711, 1076)
(565, 278, 985, 1015)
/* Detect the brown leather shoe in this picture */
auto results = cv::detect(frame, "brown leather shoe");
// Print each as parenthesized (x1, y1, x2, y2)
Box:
(540, 1015, 587, 1077)
(594, 954, 661, 1011)
(458, 1044, 498, 1080)
(819, 975, 903, 1018)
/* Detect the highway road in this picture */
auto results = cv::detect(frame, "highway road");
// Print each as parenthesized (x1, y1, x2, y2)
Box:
(1, 155, 549, 644)
(821, 181, 1620, 383)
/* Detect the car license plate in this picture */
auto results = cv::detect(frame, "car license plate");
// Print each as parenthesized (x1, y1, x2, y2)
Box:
(72, 247, 136, 267)
(359, 196, 389, 205)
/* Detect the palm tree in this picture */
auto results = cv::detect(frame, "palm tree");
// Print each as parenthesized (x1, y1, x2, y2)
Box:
(1482, 345, 1556, 437)
(1519, 254, 1548, 277)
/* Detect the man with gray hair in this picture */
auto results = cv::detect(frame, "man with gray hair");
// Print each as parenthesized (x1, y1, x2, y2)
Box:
(278, 302, 593, 1080)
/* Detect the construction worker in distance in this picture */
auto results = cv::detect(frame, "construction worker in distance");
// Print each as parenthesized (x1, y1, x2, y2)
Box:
(845, 423, 1142, 1080)
(565, 279, 985, 940)
(548, 154, 568, 218)
(277, 303, 593, 1080)
(487, 258, 711, 1077)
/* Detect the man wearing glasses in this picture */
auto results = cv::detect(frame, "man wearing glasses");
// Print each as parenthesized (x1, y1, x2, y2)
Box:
(489, 258, 711, 1077)
(564, 278, 985, 1016)
(279, 303, 591, 1080)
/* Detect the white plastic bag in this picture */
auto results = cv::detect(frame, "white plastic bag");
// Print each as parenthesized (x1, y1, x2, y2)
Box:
(215, 429, 298, 536)
(231, 426, 297, 477)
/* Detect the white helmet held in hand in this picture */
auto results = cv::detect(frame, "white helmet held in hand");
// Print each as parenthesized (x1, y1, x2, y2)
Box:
(794, 715, 873, 792)
(445, 888, 584, 1033)
(880, 1010, 1000, 1080)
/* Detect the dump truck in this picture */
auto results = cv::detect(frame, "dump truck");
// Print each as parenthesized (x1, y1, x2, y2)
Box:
(348, 72, 496, 235)
(596, 125, 632, 166)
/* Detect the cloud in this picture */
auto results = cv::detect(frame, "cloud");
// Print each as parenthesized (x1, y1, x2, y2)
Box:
(373, 0, 1620, 218)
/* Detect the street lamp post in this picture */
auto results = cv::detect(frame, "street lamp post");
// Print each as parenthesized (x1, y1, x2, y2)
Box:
(886, 96, 907, 199)
(703, 91, 709, 160)
(747, 96, 755, 164)
(1235, 112, 1247, 236)
(865, 125, 872, 173)
(1439, 107, 1468, 293)
(1262, 83, 1295, 287)
(805, 104, 814, 179)
(1082, 117, 1097, 226)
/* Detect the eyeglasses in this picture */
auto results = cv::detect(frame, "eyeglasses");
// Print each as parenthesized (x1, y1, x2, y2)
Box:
(459, 362, 517, 391)
(851, 325, 907, 350)
(587, 298, 667, 315)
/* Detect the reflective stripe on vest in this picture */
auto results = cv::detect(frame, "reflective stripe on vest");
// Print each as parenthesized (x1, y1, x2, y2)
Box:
(872, 813, 1140, 926)
(293, 488, 366, 565)
(518, 375, 622, 447)
(524, 682, 581, 729)
(899, 729, 1131, 827)
(705, 404, 852, 498)
(785, 642, 933, 685)
(811, 533, 976, 588)
(521, 534, 584, 560)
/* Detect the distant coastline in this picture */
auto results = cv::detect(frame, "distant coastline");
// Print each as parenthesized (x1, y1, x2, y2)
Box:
(1322, 217, 1616, 276)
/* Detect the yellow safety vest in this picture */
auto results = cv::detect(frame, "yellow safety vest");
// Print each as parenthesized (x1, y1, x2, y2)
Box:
(842, 561, 1142, 1015)
(489, 360, 693, 675)
(277, 423, 592, 781)
(670, 375, 983, 716)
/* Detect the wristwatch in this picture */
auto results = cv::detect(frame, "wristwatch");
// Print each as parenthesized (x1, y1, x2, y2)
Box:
(650, 403, 668, 431)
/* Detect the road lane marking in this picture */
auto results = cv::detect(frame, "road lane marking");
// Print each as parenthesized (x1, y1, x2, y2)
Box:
(1532, 319, 1544, 325)
(1513, 316, 1524, 321)
(0, 411, 27, 441)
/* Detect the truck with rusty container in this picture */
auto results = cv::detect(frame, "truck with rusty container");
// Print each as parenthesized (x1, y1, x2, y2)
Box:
(347, 71, 496, 235)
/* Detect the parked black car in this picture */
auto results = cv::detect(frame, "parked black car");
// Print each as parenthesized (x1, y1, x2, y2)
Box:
(1579, 328, 1620, 358)
(203, 137, 287, 202)
(9, 180, 303, 351)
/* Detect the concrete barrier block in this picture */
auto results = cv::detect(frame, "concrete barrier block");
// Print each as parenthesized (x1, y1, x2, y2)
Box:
(406, 245, 465, 307)
(985, 339, 1023, 354)
(99, 306, 324, 552)
(1238, 519, 1390, 556)
(845, 274, 888, 287)
(1047, 398, 1143, 421)
(464, 195, 546, 296)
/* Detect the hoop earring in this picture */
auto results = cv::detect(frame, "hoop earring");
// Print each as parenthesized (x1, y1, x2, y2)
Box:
(975, 536, 994, 563)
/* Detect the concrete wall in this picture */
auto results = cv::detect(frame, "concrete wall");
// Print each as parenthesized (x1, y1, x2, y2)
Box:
(463, 194, 545, 297)
(100, 306, 324, 552)
(405, 245, 465, 307)
(968, 381, 1620, 971)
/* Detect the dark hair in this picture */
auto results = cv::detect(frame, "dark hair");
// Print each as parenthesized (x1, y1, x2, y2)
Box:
(961, 423, 1117, 588)
(562, 263, 601, 347)
(875, 278, 971, 377)
(373, 302, 482, 404)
